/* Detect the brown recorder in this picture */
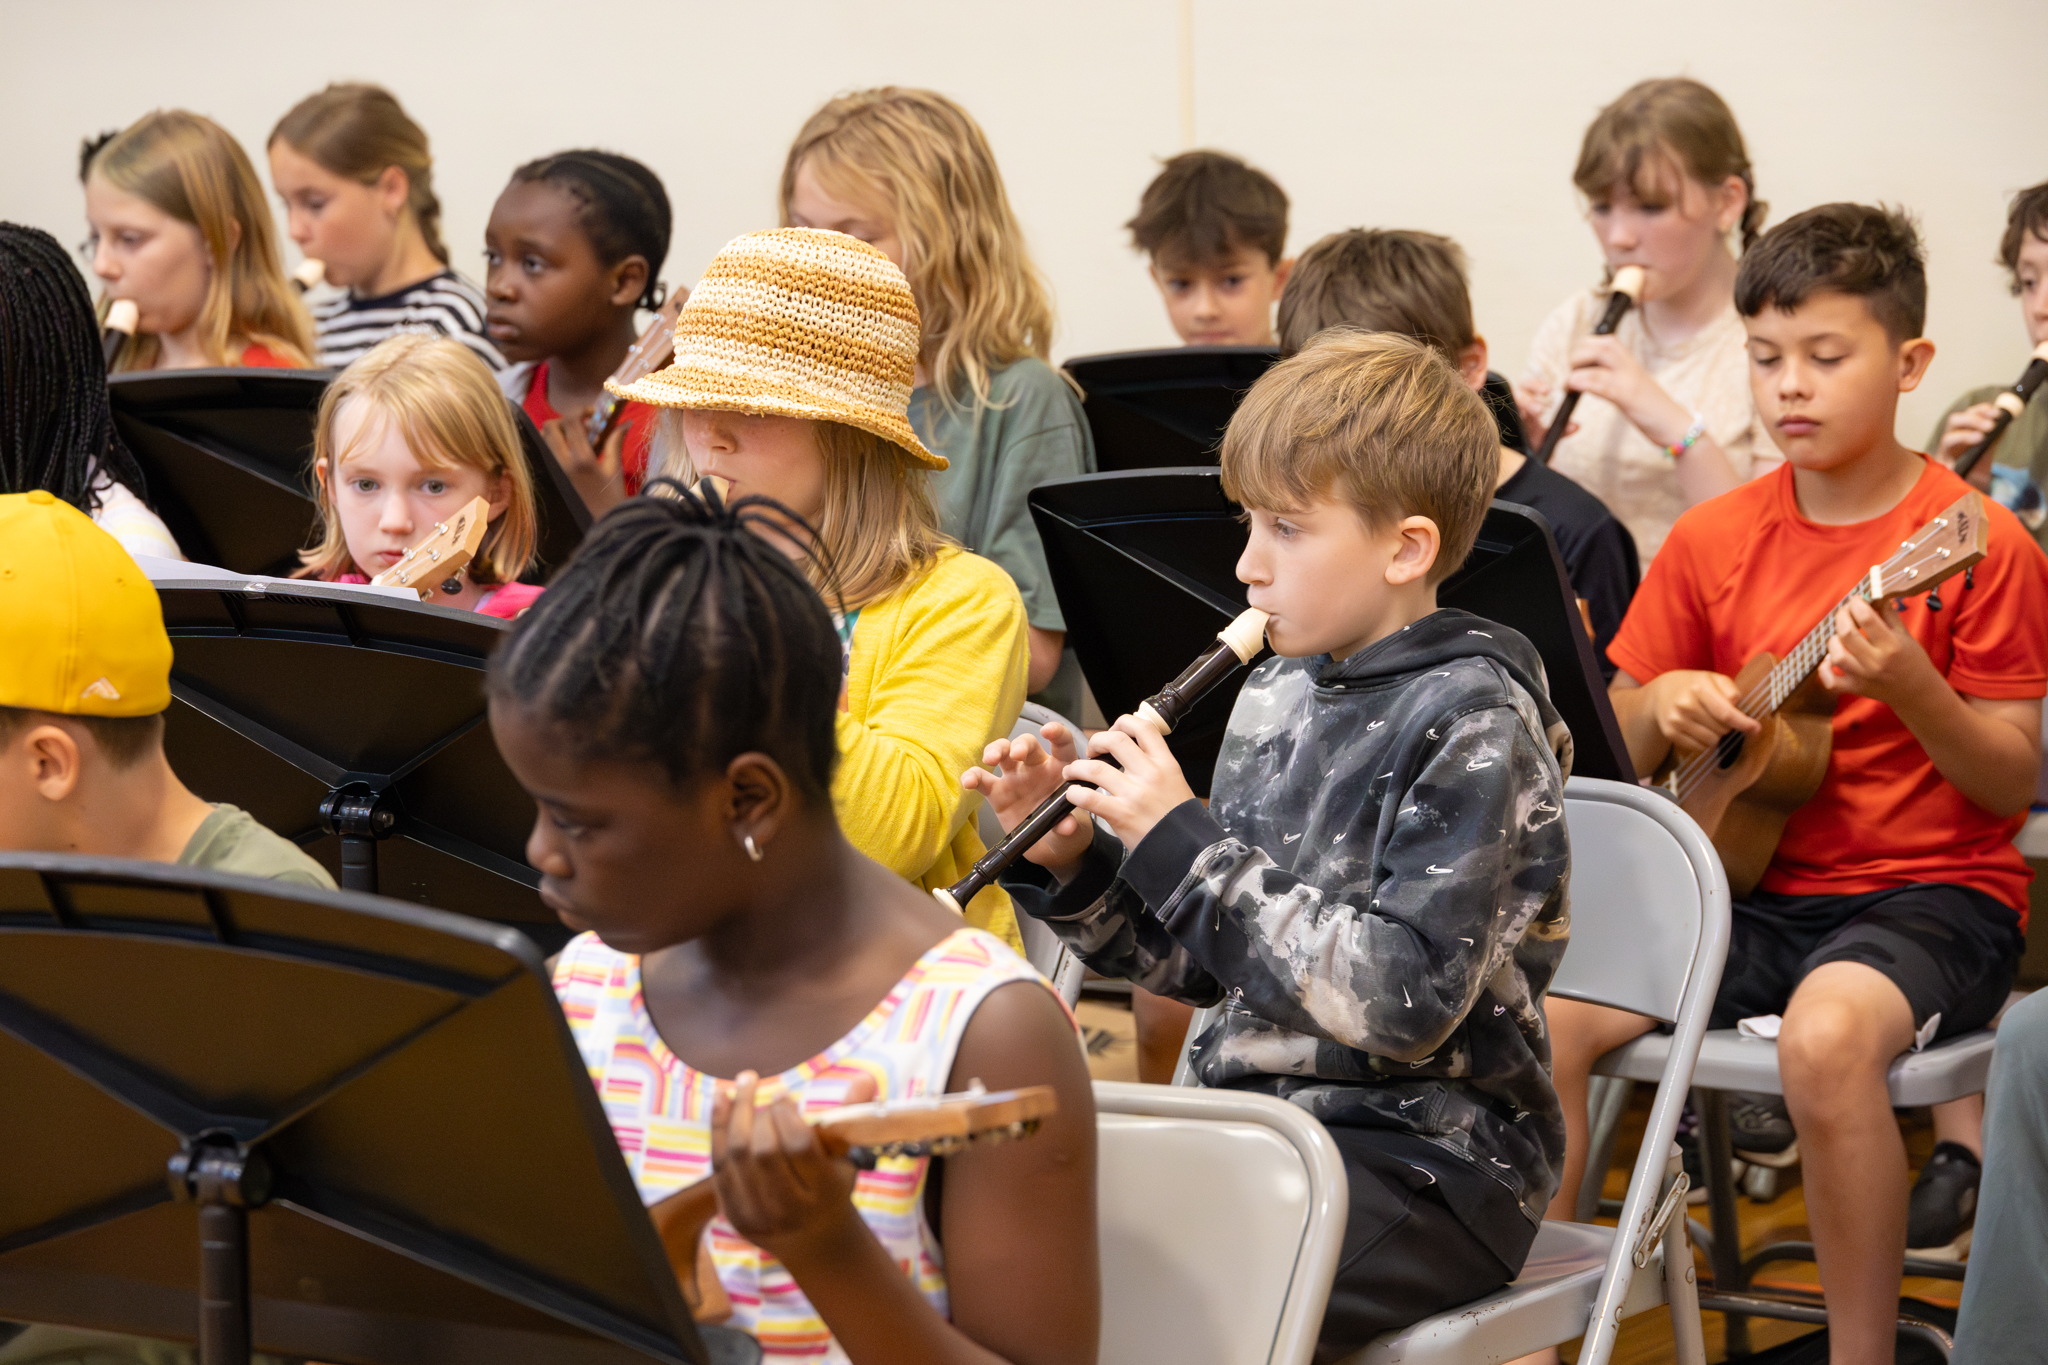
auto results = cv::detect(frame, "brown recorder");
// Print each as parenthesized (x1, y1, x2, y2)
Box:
(1659, 491, 1988, 894)
(1531, 264, 1646, 466)
(937, 607, 1269, 913)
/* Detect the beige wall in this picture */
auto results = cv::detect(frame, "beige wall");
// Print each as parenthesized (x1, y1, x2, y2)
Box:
(3, 0, 2041, 443)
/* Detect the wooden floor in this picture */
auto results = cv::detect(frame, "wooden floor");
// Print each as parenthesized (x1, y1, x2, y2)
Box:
(1074, 996, 1964, 1365)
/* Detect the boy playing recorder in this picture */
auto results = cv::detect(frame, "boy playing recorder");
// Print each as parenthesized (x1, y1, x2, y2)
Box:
(1547, 204, 2048, 1365)
(967, 330, 1572, 1355)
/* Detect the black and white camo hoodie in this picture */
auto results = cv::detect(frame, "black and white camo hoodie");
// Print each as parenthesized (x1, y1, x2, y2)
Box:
(1028, 608, 1572, 1227)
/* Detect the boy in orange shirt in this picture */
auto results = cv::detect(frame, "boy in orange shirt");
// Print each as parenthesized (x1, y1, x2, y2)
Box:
(1546, 204, 2048, 1364)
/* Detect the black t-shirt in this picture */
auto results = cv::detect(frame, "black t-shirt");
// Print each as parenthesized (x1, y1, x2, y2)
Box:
(1496, 457, 1640, 679)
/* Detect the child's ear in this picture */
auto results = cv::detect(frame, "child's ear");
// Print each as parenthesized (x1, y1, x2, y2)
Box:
(1896, 336, 1937, 393)
(723, 752, 793, 858)
(21, 723, 85, 804)
(1457, 338, 1491, 392)
(484, 470, 513, 521)
(377, 165, 411, 220)
(1385, 515, 1442, 587)
(1271, 256, 1294, 296)
(1714, 174, 1749, 236)
(609, 255, 651, 310)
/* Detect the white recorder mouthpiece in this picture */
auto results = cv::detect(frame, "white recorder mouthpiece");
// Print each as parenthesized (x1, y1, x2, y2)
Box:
(1218, 608, 1271, 664)
(292, 258, 326, 290)
(1609, 265, 1647, 302)
(104, 298, 139, 337)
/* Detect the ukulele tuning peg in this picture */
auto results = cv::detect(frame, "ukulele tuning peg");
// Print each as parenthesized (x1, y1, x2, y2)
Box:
(1926, 588, 1942, 612)
(1966, 566, 1975, 590)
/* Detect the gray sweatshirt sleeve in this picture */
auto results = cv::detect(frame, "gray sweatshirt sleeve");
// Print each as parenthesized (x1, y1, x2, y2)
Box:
(1122, 704, 1567, 1062)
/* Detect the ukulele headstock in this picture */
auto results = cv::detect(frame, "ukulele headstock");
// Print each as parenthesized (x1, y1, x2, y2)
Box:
(368, 495, 491, 597)
(1867, 491, 1989, 606)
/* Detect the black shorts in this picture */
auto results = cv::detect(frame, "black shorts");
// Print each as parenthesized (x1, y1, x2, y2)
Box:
(1710, 883, 2023, 1042)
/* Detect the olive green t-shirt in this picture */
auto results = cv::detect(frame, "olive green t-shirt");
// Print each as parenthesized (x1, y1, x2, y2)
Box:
(177, 802, 335, 890)
(1930, 384, 2048, 551)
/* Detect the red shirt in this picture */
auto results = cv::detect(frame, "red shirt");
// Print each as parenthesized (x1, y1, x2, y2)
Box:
(1609, 457, 2048, 917)
(239, 343, 303, 368)
(520, 360, 655, 496)
(332, 571, 541, 620)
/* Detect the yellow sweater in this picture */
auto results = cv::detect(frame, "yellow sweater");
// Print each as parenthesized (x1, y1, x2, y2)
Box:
(835, 546, 1030, 951)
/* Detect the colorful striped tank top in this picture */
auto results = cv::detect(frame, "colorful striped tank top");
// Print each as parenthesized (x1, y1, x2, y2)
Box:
(553, 926, 1051, 1362)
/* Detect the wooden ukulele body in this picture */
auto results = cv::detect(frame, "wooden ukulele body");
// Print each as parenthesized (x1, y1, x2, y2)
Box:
(1660, 651, 1836, 897)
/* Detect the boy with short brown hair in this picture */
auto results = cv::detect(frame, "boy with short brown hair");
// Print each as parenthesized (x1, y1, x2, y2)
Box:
(0, 491, 332, 888)
(1547, 204, 2048, 1364)
(1280, 227, 1640, 676)
(973, 329, 1573, 1353)
(1127, 149, 1292, 346)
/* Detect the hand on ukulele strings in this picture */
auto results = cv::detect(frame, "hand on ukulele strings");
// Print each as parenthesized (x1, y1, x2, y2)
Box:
(1511, 375, 1578, 450)
(539, 410, 629, 518)
(963, 721, 1093, 873)
(709, 1070, 877, 1264)
(1560, 335, 1692, 445)
(1821, 596, 1937, 706)
(1933, 403, 2002, 492)
(1062, 714, 1197, 851)
(1647, 669, 1761, 755)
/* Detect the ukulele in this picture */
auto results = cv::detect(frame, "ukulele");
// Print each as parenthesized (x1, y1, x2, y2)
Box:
(648, 1083, 1057, 1324)
(1657, 490, 1990, 896)
(368, 495, 490, 600)
(587, 287, 689, 449)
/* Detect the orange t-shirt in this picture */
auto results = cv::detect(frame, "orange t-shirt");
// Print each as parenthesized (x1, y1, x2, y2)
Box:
(238, 343, 304, 369)
(1608, 457, 2048, 917)
(520, 360, 655, 496)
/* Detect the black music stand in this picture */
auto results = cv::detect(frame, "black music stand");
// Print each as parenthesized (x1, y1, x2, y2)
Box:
(1029, 468, 1634, 793)
(1063, 348, 1531, 469)
(1063, 346, 1279, 471)
(149, 574, 563, 949)
(108, 369, 591, 580)
(0, 853, 756, 1365)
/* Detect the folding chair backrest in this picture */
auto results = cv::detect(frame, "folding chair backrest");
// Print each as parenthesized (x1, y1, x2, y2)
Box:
(1093, 1081, 1347, 1365)
(1550, 778, 1718, 1025)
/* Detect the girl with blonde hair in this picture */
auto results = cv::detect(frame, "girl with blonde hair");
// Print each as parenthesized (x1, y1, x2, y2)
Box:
(782, 88, 1093, 714)
(1515, 76, 1781, 561)
(83, 110, 314, 372)
(297, 333, 541, 618)
(628, 227, 1032, 950)
(268, 84, 501, 371)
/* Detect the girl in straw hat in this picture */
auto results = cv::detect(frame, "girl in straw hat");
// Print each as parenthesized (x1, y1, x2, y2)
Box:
(781, 88, 1093, 718)
(620, 227, 1031, 951)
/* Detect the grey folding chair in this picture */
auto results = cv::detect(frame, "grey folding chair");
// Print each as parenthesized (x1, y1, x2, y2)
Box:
(1093, 1080, 1348, 1365)
(1592, 999, 1999, 1356)
(980, 701, 1087, 1007)
(1175, 776, 1728, 1365)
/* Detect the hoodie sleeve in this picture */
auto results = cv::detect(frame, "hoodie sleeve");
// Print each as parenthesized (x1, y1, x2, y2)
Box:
(1119, 703, 1567, 1062)
(1007, 821, 1227, 1005)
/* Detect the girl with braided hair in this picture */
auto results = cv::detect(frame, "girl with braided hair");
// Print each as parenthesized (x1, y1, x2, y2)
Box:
(269, 84, 501, 372)
(484, 149, 673, 514)
(83, 111, 314, 373)
(488, 481, 1096, 1365)
(0, 222, 178, 560)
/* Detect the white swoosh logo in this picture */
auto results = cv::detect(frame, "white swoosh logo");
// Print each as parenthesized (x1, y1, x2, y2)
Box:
(1427, 864, 1454, 875)
(1368, 720, 1385, 729)
(1466, 758, 1492, 770)
(1282, 833, 1301, 843)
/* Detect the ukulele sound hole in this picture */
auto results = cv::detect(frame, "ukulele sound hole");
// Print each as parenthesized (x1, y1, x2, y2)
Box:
(1714, 731, 1746, 770)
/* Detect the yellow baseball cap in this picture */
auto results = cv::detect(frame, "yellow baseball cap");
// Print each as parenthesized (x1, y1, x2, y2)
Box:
(0, 491, 171, 717)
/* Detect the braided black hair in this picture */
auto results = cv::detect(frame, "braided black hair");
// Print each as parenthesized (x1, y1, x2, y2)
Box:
(509, 150, 672, 310)
(489, 479, 843, 799)
(0, 222, 150, 515)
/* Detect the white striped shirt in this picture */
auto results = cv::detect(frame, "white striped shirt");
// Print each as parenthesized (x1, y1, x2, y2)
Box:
(309, 270, 503, 371)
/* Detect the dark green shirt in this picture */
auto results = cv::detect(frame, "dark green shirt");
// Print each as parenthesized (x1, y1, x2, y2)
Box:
(178, 803, 335, 890)
(1931, 383, 2048, 550)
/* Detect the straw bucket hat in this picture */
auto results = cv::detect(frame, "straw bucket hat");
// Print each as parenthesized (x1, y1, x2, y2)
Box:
(609, 227, 944, 469)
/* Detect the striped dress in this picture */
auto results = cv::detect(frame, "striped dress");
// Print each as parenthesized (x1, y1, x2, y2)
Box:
(552, 926, 1051, 1362)
(309, 269, 503, 371)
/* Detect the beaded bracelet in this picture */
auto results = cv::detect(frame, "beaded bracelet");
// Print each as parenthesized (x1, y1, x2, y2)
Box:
(1663, 413, 1707, 460)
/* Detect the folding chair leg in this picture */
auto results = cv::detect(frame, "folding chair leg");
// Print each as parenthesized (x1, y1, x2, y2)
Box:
(1578, 1075, 1634, 1223)
(1693, 1088, 1749, 1357)
(1661, 1150, 1707, 1365)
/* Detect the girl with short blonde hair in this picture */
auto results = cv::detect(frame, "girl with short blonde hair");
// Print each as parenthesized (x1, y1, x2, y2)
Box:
(298, 333, 540, 618)
(781, 88, 1093, 709)
(84, 110, 314, 372)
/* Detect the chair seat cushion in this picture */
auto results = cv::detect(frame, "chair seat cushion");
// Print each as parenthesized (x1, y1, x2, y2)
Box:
(1597, 1027, 1996, 1107)
(1339, 1220, 1666, 1364)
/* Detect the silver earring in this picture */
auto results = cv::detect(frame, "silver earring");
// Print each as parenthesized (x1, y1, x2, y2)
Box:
(743, 834, 764, 863)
